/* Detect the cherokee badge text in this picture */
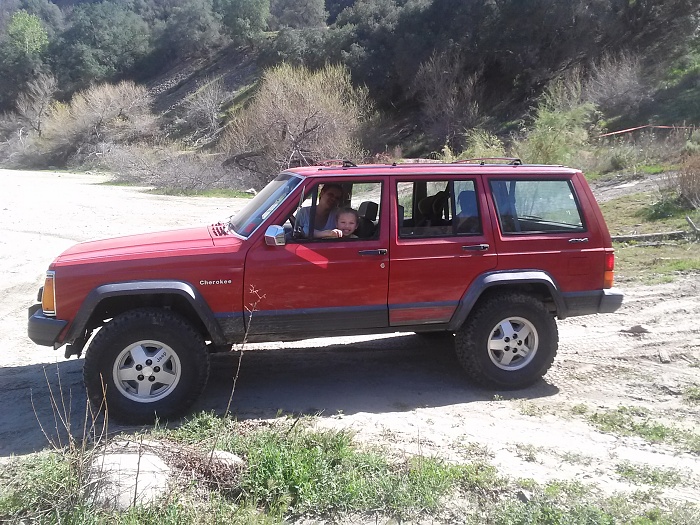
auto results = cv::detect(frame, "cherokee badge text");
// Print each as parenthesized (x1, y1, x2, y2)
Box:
(200, 279, 232, 285)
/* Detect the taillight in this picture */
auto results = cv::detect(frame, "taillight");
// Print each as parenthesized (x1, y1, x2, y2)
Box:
(603, 252, 615, 289)
(41, 271, 56, 316)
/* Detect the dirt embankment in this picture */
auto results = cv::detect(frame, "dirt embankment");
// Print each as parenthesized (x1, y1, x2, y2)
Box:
(1, 169, 698, 505)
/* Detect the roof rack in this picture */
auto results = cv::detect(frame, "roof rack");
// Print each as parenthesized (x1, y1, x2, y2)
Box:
(316, 159, 357, 168)
(455, 157, 522, 166)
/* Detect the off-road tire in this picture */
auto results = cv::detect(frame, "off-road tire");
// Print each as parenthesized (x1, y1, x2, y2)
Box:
(84, 308, 210, 424)
(455, 293, 558, 389)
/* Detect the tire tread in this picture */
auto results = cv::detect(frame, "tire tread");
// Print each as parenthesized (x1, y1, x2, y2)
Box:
(83, 308, 210, 424)
(455, 293, 558, 389)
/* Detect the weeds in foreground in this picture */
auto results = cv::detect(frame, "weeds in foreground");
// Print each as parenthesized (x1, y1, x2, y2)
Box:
(3, 413, 699, 524)
(615, 462, 682, 487)
(683, 385, 700, 404)
(164, 415, 502, 518)
(585, 406, 700, 454)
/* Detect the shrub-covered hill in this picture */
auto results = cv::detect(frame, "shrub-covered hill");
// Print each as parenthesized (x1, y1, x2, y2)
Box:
(0, 0, 699, 184)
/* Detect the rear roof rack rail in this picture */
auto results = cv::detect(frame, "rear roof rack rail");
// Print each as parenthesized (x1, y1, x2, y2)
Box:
(454, 157, 522, 166)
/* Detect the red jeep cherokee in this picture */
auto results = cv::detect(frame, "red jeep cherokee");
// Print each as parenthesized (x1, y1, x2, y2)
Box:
(28, 160, 623, 423)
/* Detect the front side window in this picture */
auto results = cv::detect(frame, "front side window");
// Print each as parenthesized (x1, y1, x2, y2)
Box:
(291, 181, 382, 241)
(397, 179, 481, 238)
(490, 179, 585, 234)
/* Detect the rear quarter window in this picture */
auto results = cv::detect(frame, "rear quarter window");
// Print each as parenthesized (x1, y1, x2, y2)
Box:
(490, 179, 585, 234)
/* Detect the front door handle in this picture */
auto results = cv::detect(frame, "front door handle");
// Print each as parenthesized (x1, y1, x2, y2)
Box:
(462, 244, 489, 251)
(358, 249, 388, 256)
(568, 237, 589, 243)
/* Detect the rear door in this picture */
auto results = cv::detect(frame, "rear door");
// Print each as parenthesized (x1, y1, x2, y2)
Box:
(388, 175, 498, 327)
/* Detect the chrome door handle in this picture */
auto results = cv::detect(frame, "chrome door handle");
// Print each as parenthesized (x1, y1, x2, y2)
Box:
(462, 244, 489, 251)
(358, 249, 388, 256)
(568, 238, 589, 243)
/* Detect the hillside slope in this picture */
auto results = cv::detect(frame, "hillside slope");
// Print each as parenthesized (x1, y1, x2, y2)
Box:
(146, 44, 260, 116)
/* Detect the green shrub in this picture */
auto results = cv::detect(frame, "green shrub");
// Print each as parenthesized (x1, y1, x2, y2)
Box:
(643, 195, 686, 220)
(458, 128, 507, 160)
(513, 73, 598, 165)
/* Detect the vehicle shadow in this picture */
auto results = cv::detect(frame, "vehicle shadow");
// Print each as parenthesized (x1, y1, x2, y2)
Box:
(198, 332, 560, 419)
(2, 334, 559, 457)
(0, 358, 87, 458)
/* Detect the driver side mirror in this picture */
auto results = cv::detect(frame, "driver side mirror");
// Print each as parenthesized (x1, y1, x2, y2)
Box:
(264, 225, 286, 246)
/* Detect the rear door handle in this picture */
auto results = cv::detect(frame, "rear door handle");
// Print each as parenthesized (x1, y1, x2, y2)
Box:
(568, 237, 589, 243)
(462, 244, 489, 251)
(358, 249, 388, 256)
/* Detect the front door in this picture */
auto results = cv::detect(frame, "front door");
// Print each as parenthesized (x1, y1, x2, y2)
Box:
(243, 179, 389, 338)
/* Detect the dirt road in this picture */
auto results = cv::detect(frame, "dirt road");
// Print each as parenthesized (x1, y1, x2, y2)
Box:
(1, 169, 698, 505)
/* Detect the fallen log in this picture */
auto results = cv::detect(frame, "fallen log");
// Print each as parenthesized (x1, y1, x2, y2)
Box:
(611, 231, 686, 242)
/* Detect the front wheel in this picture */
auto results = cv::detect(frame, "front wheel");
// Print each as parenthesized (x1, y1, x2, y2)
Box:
(83, 308, 210, 424)
(455, 293, 558, 389)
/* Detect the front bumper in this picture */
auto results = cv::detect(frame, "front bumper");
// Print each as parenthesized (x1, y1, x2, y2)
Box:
(28, 304, 67, 347)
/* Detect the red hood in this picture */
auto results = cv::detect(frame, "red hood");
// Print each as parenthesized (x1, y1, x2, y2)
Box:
(56, 226, 222, 263)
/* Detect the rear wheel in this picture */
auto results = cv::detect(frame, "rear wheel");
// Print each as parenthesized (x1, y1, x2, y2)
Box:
(455, 293, 557, 389)
(84, 308, 210, 424)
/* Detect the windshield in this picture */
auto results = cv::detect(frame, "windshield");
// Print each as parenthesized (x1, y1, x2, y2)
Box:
(229, 173, 303, 237)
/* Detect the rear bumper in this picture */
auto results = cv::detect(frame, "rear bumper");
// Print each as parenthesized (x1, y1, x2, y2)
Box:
(28, 304, 67, 347)
(598, 288, 625, 313)
(562, 288, 624, 317)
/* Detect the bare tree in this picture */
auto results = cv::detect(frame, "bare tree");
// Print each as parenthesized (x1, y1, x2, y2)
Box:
(222, 63, 370, 185)
(16, 73, 57, 138)
(583, 52, 650, 115)
(184, 77, 229, 137)
(412, 49, 482, 148)
(677, 153, 700, 211)
(104, 142, 235, 190)
(40, 80, 156, 164)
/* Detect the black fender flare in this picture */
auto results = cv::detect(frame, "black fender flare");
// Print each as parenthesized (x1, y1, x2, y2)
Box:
(447, 270, 566, 331)
(64, 280, 226, 345)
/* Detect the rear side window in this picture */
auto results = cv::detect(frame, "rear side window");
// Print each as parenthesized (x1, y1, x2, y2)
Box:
(490, 179, 585, 234)
(397, 180, 482, 238)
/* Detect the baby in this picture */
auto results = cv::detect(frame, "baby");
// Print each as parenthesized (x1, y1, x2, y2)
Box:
(335, 207, 359, 238)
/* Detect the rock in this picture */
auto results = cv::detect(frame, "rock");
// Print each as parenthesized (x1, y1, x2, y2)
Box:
(517, 489, 533, 503)
(244, 188, 257, 195)
(658, 349, 671, 364)
(622, 324, 651, 334)
(207, 450, 245, 470)
(87, 440, 170, 511)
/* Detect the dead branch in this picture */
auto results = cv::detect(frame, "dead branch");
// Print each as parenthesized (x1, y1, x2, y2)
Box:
(686, 215, 699, 234)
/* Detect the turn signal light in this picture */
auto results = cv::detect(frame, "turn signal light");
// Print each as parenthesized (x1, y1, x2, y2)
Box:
(603, 252, 615, 289)
(42, 271, 56, 316)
